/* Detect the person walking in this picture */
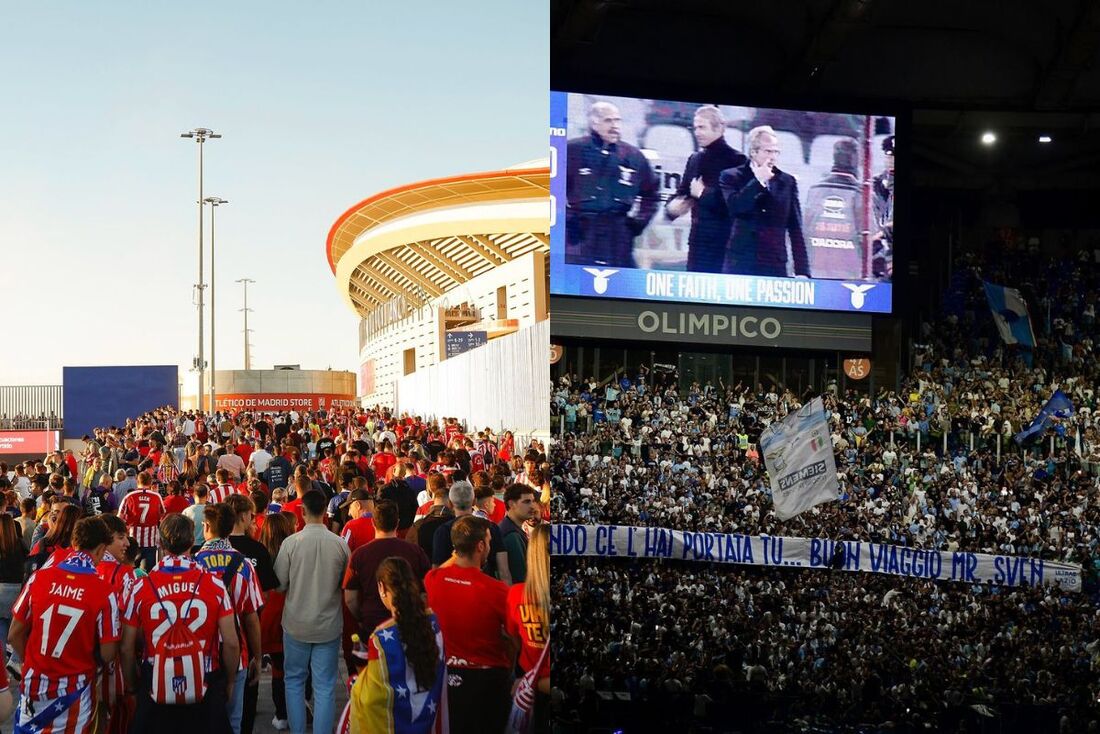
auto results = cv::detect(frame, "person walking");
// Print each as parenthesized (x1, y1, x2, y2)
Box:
(349, 557, 445, 734)
(273, 490, 350, 734)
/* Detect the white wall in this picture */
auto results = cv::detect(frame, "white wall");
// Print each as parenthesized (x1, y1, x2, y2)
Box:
(359, 252, 547, 407)
(394, 320, 549, 436)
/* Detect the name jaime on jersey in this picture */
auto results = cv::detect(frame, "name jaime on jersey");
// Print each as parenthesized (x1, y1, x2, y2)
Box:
(49, 582, 86, 601)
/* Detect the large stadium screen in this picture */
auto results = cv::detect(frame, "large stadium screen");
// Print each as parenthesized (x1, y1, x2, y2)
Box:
(550, 91, 896, 314)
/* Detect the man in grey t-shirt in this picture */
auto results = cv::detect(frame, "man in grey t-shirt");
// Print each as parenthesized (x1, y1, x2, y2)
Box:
(274, 489, 350, 734)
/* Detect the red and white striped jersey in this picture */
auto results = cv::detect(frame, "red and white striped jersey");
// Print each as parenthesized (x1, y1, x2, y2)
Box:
(96, 553, 139, 707)
(118, 489, 166, 548)
(194, 539, 263, 668)
(209, 483, 243, 504)
(12, 550, 121, 703)
(123, 555, 234, 669)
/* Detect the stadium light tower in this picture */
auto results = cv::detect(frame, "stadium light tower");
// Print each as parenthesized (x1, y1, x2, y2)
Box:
(204, 196, 228, 413)
(180, 127, 221, 413)
(236, 277, 255, 370)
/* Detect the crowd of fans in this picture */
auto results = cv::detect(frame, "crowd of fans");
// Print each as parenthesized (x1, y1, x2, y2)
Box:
(550, 248, 1100, 731)
(0, 412, 63, 430)
(0, 406, 551, 734)
(554, 558, 1100, 732)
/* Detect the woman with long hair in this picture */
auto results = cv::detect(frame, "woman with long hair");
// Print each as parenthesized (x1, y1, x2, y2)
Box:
(259, 512, 296, 730)
(506, 523, 551, 733)
(27, 504, 80, 573)
(351, 556, 445, 734)
(499, 430, 515, 463)
(180, 455, 198, 483)
(155, 448, 180, 487)
(0, 514, 27, 670)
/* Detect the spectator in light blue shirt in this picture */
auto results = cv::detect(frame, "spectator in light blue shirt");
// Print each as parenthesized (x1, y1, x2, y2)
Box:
(112, 468, 137, 506)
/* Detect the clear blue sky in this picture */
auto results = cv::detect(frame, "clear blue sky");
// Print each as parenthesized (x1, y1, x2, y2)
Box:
(1, 1, 547, 389)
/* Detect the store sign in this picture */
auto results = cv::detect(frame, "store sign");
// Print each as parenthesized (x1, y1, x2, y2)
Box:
(844, 358, 871, 380)
(0, 431, 61, 455)
(551, 297, 872, 351)
(442, 303, 479, 324)
(213, 393, 358, 411)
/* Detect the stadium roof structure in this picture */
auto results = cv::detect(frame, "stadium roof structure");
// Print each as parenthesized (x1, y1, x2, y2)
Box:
(326, 160, 550, 317)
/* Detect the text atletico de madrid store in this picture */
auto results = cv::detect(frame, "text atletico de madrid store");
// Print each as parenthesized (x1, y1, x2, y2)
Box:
(213, 393, 358, 411)
(198, 368, 357, 413)
(550, 296, 904, 400)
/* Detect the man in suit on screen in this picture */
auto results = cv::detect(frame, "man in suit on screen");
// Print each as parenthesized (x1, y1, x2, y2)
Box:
(718, 125, 810, 278)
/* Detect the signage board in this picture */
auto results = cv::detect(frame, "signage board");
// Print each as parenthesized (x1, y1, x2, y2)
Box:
(445, 331, 489, 359)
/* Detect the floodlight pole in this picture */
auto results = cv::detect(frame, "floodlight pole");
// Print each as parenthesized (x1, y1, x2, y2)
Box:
(180, 127, 221, 413)
(205, 197, 228, 414)
(236, 278, 255, 369)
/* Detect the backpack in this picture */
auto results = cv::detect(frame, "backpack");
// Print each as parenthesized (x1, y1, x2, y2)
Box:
(149, 575, 207, 705)
(406, 506, 454, 559)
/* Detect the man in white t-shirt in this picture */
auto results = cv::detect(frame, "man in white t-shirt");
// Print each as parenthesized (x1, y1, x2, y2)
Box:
(249, 441, 273, 475)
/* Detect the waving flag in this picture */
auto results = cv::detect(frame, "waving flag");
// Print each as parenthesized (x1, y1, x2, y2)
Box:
(1014, 390, 1074, 444)
(761, 397, 839, 520)
(506, 638, 551, 734)
(983, 281, 1036, 348)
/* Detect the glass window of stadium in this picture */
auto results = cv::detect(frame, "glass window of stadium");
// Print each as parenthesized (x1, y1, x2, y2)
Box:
(625, 348, 651, 381)
(784, 356, 809, 396)
(759, 355, 782, 393)
(731, 355, 756, 390)
(679, 352, 730, 391)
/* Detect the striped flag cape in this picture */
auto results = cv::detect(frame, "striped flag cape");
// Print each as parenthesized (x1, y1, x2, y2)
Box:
(350, 616, 448, 734)
(506, 637, 551, 734)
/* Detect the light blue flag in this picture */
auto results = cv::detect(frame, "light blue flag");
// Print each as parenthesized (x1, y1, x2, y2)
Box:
(1015, 389, 1074, 444)
(983, 281, 1036, 348)
(760, 397, 839, 520)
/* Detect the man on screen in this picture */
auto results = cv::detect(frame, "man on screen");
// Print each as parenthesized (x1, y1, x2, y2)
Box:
(665, 105, 746, 273)
(803, 137, 864, 279)
(566, 101, 659, 268)
(871, 135, 895, 279)
(718, 125, 810, 278)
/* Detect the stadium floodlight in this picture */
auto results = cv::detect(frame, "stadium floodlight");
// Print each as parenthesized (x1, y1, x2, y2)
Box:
(203, 197, 229, 414)
(180, 127, 221, 413)
(1038, 135, 1052, 143)
(981, 131, 997, 145)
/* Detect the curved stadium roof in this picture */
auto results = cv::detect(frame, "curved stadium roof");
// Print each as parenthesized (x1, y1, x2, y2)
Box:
(326, 161, 550, 317)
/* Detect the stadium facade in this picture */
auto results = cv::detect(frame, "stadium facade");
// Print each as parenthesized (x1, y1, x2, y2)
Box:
(327, 161, 550, 434)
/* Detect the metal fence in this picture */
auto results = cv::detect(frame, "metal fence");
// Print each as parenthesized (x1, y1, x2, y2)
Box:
(0, 385, 64, 429)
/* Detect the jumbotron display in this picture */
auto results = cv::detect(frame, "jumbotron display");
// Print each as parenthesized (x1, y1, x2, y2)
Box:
(550, 91, 896, 313)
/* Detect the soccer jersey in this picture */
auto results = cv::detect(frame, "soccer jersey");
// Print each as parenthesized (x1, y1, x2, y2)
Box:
(118, 489, 166, 548)
(370, 452, 396, 481)
(282, 497, 306, 531)
(123, 555, 234, 669)
(339, 514, 375, 553)
(424, 565, 509, 669)
(194, 538, 263, 668)
(95, 553, 138, 707)
(209, 483, 243, 504)
(505, 583, 549, 677)
(13, 551, 122, 703)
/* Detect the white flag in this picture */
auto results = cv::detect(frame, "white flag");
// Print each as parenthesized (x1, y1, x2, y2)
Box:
(760, 397, 839, 520)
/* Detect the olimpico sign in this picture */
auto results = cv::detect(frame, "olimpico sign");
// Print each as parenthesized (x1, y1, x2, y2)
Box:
(550, 297, 872, 351)
(637, 310, 782, 339)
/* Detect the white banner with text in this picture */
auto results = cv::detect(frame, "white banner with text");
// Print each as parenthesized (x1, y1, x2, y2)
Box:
(551, 524, 1082, 592)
